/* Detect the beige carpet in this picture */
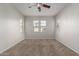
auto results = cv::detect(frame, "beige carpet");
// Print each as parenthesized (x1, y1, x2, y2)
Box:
(0, 39, 79, 56)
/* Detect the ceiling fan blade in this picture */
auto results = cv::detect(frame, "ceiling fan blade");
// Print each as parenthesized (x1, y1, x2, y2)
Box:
(28, 4, 37, 8)
(42, 4, 50, 8)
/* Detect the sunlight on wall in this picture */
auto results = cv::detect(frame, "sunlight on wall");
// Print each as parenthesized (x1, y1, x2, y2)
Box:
(20, 19, 23, 32)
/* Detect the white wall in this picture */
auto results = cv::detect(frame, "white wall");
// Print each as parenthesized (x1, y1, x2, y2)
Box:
(24, 16, 55, 39)
(0, 4, 24, 53)
(56, 4, 79, 54)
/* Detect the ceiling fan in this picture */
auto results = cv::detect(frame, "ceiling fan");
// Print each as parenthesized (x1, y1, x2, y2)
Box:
(28, 3, 51, 12)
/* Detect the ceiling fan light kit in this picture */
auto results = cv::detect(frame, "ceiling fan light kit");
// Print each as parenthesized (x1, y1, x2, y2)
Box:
(38, 7, 41, 12)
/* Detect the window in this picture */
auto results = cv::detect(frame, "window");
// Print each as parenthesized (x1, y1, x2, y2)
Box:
(33, 20, 39, 32)
(33, 20, 46, 32)
(40, 20, 46, 32)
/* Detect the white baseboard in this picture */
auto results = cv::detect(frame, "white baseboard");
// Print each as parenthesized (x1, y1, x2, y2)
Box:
(0, 39, 24, 54)
(56, 39, 79, 54)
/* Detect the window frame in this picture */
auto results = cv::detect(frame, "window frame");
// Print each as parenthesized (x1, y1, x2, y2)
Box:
(33, 20, 47, 32)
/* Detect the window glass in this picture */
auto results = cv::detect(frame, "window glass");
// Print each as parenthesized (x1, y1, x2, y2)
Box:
(40, 27, 46, 32)
(33, 20, 39, 27)
(40, 20, 46, 26)
(34, 27, 39, 32)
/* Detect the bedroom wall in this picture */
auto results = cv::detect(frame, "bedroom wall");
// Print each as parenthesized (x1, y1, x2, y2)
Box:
(24, 16, 55, 39)
(56, 4, 79, 54)
(0, 4, 24, 53)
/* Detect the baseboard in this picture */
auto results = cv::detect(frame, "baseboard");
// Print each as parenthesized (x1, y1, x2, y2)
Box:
(56, 39, 79, 54)
(0, 39, 24, 54)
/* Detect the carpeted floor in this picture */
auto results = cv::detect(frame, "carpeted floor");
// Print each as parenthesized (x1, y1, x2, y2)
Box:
(0, 39, 79, 56)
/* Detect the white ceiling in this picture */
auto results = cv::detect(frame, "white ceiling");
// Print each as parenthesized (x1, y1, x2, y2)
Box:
(12, 3, 67, 16)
